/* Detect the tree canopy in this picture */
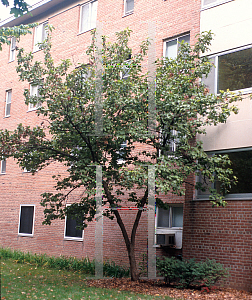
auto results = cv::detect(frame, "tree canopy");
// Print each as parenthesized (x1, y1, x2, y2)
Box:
(0, 29, 242, 280)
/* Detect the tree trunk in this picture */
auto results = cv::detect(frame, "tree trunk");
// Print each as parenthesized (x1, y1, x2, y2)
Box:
(128, 241, 139, 280)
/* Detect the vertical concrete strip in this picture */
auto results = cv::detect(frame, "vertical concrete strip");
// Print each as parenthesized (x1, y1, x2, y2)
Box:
(148, 23, 156, 136)
(95, 21, 103, 136)
(95, 165, 103, 278)
(148, 165, 156, 278)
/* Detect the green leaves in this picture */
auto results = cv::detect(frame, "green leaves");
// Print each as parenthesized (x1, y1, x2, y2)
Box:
(0, 24, 37, 51)
(0, 29, 242, 228)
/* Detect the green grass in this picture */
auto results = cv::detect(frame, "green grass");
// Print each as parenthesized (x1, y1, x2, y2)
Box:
(1, 258, 175, 300)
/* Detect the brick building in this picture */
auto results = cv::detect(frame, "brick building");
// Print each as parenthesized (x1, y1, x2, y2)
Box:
(0, 0, 251, 292)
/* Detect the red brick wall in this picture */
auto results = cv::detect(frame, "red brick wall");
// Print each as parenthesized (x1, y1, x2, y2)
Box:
(183, 192, 252, 292)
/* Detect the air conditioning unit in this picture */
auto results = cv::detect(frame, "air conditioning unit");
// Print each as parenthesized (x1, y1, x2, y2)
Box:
(156, 234, 175, 246)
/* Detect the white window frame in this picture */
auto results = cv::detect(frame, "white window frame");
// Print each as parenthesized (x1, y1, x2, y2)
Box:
(0, 159, 6, 174)
(64, 204, 84, 241)
(9, 37, 16, 62)
(155, 205, 183, 249)
(124, 0, 134, 16)
(79, 0, 98, 34)
(201, 0, 234, 10)
(204, 45, 252, 95)
(33, 22, 48, 52)
(5, 89, 12, 117)
(163, 33, 190, 59)
(28, 85, 41, 111)
(195, 147, 252, 200)
(18, 204, 35, 237)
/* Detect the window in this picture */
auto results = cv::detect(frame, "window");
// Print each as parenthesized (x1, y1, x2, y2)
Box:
(121, 55, 131, 80)
(0, 160, 6, 174)
(196, 148, 252, 199)
(79, 1, 98, 33)
(18, 205, 35, 236)
(5, 90, 12, 117)
(203, 46, 252, 94)
(164, 34, 190, 59)
(124, 0, 134, 15)
(9, 37, 16, 62)
(64, 206, 83, 240)
(29, 85, 41, 111)
(156, 205, 183, 248)
(33, 22, 48, 52)
(117, 140, 127, 164)
(160, 129, 179, 156)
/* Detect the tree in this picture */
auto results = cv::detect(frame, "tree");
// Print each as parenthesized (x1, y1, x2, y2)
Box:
(0, 29, 241, 280)
(1, 0, 29, 17)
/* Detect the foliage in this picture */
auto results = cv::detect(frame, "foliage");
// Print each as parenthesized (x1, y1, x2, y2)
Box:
(0, 29, 242, 280)
(1, 0, 29, 17)
(0, 23, 37, 51)
(156, 256, 229, 289)
(0, 247, 129, 278)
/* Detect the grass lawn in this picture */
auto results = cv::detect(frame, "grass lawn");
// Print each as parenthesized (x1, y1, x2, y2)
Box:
(1, 258, 174, 300)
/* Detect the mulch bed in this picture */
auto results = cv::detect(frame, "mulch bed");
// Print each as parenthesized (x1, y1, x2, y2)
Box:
(86, 278, 252, 300)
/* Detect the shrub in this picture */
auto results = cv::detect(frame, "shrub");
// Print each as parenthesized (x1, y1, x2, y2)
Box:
(156, 256, 229, 289)
(0, 247, 129, 278)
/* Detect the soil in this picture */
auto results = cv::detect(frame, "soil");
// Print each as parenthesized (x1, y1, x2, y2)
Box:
(86, 278, 252, 300)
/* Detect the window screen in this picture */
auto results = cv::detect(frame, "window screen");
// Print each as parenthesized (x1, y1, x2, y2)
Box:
(19, 206, 34, 235)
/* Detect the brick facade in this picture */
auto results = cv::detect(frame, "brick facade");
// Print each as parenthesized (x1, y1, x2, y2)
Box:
(0, 0, 251, 293)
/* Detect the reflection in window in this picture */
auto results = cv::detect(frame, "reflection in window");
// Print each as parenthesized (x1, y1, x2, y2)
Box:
(218, 48, 252, 92)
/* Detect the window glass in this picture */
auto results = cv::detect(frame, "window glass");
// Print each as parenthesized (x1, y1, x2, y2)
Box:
(125, 0, 134, 14)
(216, 150, 252, 194)
(34, 23, 47, 52)
(9, 37, 16, 62)
(202, 58, 215, 94)
(19, 206, 34, 235)
(218, 47, 252, 92)
(1, 160, 6, 174)
(165, 34, 190, 59)
(80, 1, 98, 33)
(197, 149, 252, 196)
(172, 207, 183, 227)
(65, 216, 83, 238)
(157, 208, 169, 227)
(5, 90, 12, 117)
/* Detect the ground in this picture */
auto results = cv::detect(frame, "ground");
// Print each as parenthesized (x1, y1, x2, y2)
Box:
(86, 278, 252, 300)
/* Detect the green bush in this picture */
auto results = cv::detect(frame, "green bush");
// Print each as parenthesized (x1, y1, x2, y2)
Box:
(0, 247, 129, 278)
(156, 256, 229, 289)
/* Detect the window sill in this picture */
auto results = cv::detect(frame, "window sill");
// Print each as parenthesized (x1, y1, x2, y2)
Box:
(122, 11, 134, 18)
(8, 59, 15, 63)
(195, 193, 252, 201)
(201, 0, 234, 11)
(27, 108, 38, 112)
(78, 27, 96, 36)
(4, 115, 11, 118)
(18, 233, 33, 237)
(64, 237, 83, 241)
(0, 172, 6, 175)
